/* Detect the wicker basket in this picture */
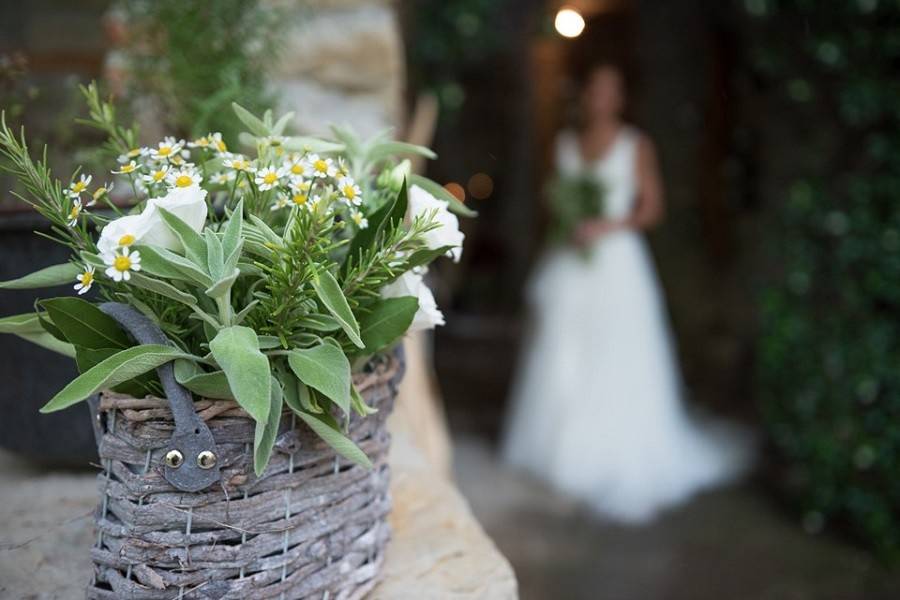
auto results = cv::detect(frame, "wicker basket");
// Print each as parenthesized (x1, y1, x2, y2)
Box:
(86, 352, 402, 600)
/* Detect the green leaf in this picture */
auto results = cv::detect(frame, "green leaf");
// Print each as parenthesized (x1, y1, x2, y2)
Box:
(359, 296, 418, 354)
(0, 262, 81, 289)
(0, 312, 46, 335)
(40, 297, 131, 349)
(209, 326, 271, 424)
(410, 174, 478, 217)
(232, 102, 270, 137)
(76, 346, 156, 397)
(40, 344, 190, 413)
(0, 314, 76, 357)
(136, 245, 213, 287)
(312, 269, 364, 348)
(351, 384, 378, 416)
(174, 359, 235, 400)
(282, 136, 345, 154)
(221, 199, 244, 260)
(293, 410, 372, 469)
(407, 245, 456, 269)
(157, 207, 208, 268)
(287, 342, 352, 413)
(128, 272, 198, 306)
(254, 377, 283, 476)
(205, 230, 225, 281)
(205, 268, 240, 299)
(271, 112, 295, 136)
(365, 141, 437, 166)
(296, 313, 341, 332)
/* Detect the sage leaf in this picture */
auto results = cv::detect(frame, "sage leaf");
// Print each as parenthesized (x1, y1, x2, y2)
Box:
(359, 296, 418, 354)
(209, 326, 271, 424)
(287, 342, 352, 414)
(254, 377, 283, 476)
(40, 297, 131, 349)
(0, 313, 76, 358)
(137, 245, 213, 287)
(0, 262, 81, 289)
(174, 359, 235, 400)
(128, 272, 198, 306)
(293, 410, 372, 469)
(41, 344, 190, 413)
(312, 269, 363, 348)
(232, 102, 269, 137)
(157, 207, 208, 268)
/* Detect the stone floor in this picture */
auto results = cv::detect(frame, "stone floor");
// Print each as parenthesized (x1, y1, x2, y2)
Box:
(453, 436, 900, 600)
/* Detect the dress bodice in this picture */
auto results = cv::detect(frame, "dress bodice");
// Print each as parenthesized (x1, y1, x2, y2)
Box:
(555, 126, 639, 221)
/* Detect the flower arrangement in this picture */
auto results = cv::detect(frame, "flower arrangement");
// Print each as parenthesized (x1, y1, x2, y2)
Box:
(545, 171, 605, 249)
(0, 84, 472, 475)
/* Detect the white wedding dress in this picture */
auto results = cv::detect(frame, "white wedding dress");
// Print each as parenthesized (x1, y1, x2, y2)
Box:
(502, 127, 752, 524)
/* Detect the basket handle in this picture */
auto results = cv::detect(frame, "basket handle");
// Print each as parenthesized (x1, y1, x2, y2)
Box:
(100, 302, 222, 492)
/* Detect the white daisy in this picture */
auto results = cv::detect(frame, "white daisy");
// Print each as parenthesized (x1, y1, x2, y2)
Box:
(271, 193, 290, 211)
(113, 160, 139, 175)
(350, 209, 369, 229)
(117, 147, 146, 164)
(67, 174, 92, 198)
(66, 199, 83, 227)
(166, 166, 203, 189)
(187, 135, 210, 149)
(88, 182, 113, 207)
(150, 137, 184, 162)
(223, 154, 253, 172)
(208, 132, 228, 153)
(307, 154, 337, 179)
(141, 164, 170, 185)
(104, 248, 142, 282)
(337, 177, 362, 206)
(254, 165, 286, 191)
(73, 265, 95, 295)
(284, 155, 308, 180)
(335, 157, 351, 178)
(210, 171, 236, 185)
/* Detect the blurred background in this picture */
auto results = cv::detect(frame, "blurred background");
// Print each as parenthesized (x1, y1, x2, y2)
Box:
(1, 1, 899, 598)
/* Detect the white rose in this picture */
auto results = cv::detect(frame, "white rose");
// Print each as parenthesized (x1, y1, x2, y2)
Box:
(408, 185, 465, 263)
(97, 213, 152, 256)
(381, 270, 445, 332)
(141, 185, 209, 252)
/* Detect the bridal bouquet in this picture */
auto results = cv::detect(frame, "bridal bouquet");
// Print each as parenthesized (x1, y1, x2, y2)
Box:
(546, 171, 605, 248)
(0, 84, 470, 475)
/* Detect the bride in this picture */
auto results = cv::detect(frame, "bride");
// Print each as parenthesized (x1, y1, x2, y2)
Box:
(502, 64, 752, 524)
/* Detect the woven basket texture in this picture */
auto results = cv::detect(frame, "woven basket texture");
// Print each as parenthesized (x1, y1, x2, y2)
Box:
(86, 353, 401, 600)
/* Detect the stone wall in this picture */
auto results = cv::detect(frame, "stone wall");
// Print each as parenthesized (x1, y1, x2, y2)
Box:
(271, 0, 405, 137)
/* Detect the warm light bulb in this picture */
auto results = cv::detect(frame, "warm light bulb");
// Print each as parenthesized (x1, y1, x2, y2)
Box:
(554, 7, 585, 38)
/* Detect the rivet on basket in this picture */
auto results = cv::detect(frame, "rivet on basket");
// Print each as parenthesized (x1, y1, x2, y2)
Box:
(165, 449, 184, 468)
(197, 450, 217, 469)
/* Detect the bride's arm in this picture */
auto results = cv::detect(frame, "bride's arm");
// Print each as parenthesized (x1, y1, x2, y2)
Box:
(626, 135, 665, 230)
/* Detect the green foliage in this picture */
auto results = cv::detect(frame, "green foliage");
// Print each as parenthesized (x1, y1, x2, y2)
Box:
(121, 0, 287, 141)
(750, 0, 900, 559)
(545, 173, 605, 246)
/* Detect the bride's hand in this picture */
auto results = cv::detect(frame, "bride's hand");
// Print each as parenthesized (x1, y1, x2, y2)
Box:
(573, 219, 623, 246)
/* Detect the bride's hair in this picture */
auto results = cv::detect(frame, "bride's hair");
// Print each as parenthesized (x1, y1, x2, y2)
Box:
(567, 61, 631, 130)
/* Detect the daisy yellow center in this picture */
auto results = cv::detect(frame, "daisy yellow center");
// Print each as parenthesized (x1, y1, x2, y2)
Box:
(292, 193, 307, 205)
(291, 164, 304, 175)
(121, 164, 136, 173)
(353, 213, 363, 225)
(157, 146, 172, 157)
(263, 172, 278, 185)
(93, 187, 108, 200)
(153, 170, 166, 182)
(314, 160, 328, 173)
(69, 205, 80, 219)
(113, 255, 132, 272)
(72, 181, 87, 193)
(127, 148, 141, 158)
(233, 160, 247, 170)
(215, 140, 227, 152)
(118, 234, 136, 247)
(175, 174, 193, 188)
(79, 272, 94, 285)
(343, 185, 357, 200)
(194, 138, 209, 146)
